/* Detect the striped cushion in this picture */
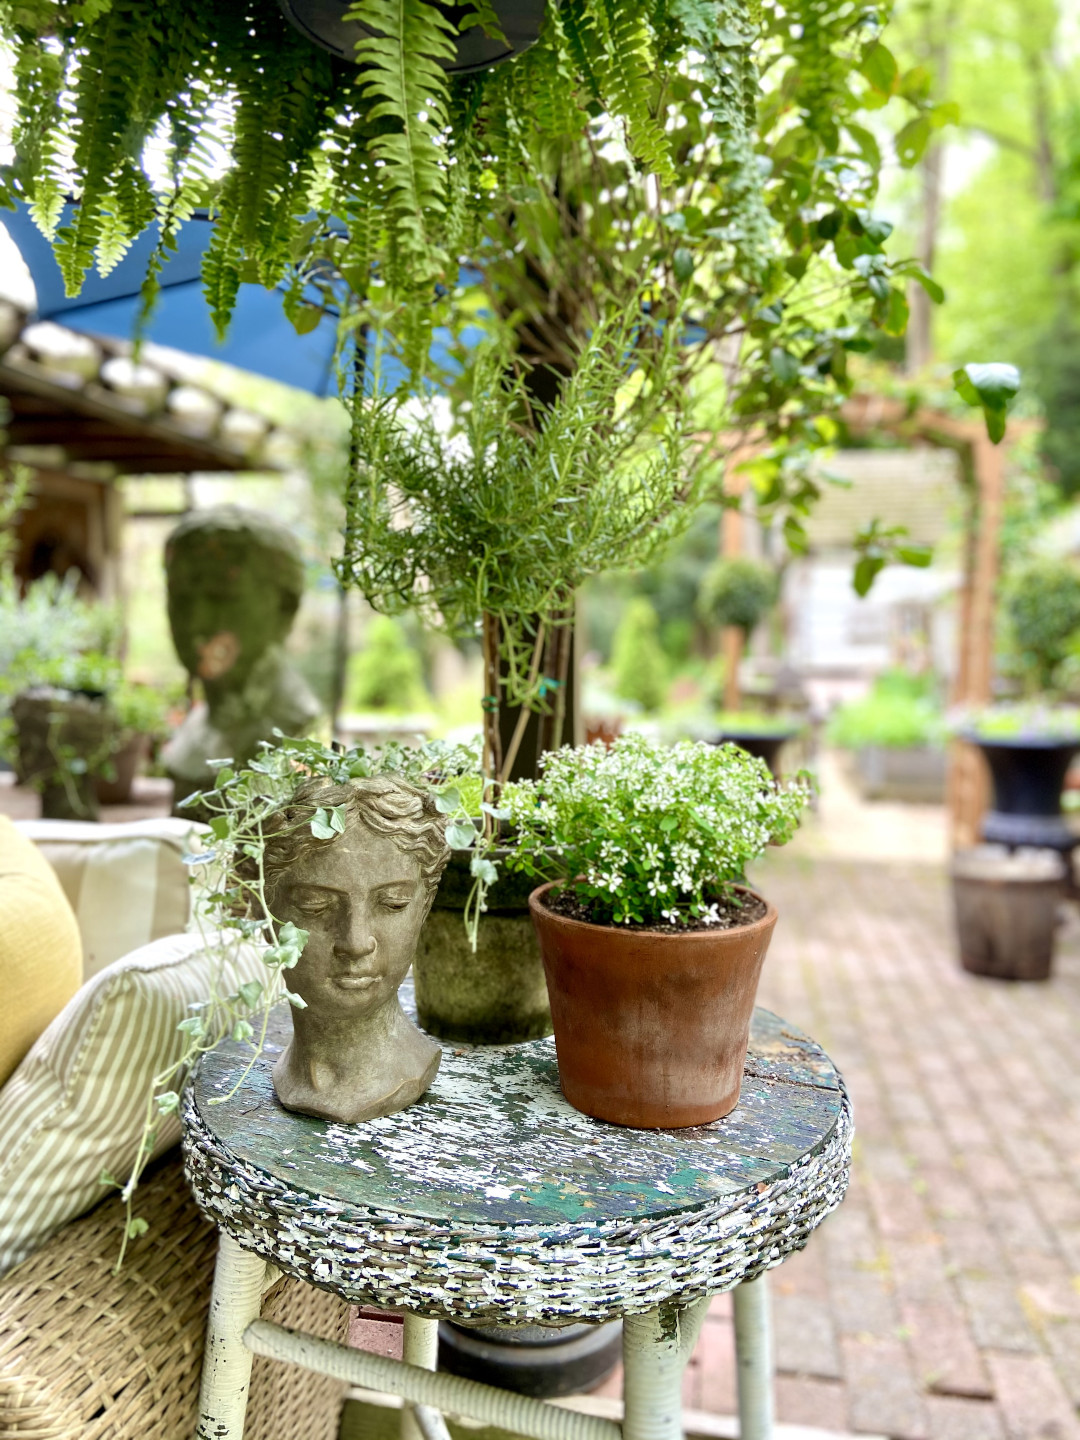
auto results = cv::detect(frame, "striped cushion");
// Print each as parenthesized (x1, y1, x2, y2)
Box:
(0, 932, 267, 1277)
(16, 819, 199, 979)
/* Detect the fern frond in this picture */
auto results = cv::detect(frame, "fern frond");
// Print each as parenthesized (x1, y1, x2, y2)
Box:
(347, 0, 455, 286)
(581, 0, 672, 179)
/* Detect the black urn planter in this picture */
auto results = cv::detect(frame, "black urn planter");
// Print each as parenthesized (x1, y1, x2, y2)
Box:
(438, 1319, 623, 1398)
(968, 735, 1080, 852)
(712, 725, 801, 778)
(278, 0, 547, 71)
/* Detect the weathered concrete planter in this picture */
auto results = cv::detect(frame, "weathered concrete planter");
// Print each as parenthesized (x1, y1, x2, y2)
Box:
(529, 881, 777, 1128)
(951, 846, 1067, 981)
(413, 849, 552, 1045)
(855, 745, 947, 803)
(11, 687, 116, 820)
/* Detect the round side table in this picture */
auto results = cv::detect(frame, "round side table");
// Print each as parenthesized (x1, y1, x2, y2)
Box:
(182, 1005, 850, 1440)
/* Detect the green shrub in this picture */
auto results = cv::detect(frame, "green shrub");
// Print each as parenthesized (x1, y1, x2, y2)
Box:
(1003, 559, 1080, 694)
(828, 674, 943, 750)
(697, 558, 779, 635)
(346, 616, 429, 713)
(612, 598, 668, 713)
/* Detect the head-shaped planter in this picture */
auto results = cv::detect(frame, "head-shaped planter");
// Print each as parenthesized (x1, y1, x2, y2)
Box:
(162, 506, 320, 805)
(262, 774, 450, 1124)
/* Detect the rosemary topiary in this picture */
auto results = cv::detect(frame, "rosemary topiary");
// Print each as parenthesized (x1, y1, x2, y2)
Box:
(697, 558, 779, 636)
(1004, 559, 1080, 695)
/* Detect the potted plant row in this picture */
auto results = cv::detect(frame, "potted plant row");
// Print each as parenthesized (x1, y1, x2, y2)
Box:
(828, 670, 946, 804)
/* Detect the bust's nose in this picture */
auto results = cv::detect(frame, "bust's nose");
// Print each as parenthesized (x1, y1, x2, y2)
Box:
(334, 900, 377, 961)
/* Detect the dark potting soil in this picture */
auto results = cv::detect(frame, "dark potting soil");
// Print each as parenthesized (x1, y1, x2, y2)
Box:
(542, 887, 768, 934)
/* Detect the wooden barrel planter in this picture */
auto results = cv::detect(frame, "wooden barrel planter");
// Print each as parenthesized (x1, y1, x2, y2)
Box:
(951, 846, 1068, 982)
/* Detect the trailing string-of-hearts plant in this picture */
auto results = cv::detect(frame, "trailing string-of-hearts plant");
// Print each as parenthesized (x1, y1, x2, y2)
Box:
(102, 733, 488, 1263)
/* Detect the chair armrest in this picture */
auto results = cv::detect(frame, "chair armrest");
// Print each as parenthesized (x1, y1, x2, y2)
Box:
(0, 1151, 349, 1440)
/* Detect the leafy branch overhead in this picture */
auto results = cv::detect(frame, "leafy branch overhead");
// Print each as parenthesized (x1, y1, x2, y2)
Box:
(0, 0, 948, 382)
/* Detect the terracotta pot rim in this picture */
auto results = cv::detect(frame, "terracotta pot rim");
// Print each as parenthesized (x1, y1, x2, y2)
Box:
(527, 879, 777, 942)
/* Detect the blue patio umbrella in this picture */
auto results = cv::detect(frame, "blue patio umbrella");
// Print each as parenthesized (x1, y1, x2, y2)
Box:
(1, 204, 479, 396)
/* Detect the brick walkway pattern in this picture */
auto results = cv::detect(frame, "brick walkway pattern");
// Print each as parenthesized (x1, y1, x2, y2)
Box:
(658, 852, 1080, 1440)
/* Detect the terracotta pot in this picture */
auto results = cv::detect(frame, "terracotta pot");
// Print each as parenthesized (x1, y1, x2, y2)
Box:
(528, 881, 777, 1128)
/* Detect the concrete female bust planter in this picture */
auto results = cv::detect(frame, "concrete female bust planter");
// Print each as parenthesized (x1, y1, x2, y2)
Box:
(162, 506, 321, 811)
(261, 774, 450, 1124)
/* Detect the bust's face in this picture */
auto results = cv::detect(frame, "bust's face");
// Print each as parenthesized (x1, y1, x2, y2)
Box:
(269, 822, 428, 1019)
(166, 539, 294, 691)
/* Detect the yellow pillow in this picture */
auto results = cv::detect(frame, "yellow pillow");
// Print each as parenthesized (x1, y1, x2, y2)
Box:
(0, 816, 83, 1090)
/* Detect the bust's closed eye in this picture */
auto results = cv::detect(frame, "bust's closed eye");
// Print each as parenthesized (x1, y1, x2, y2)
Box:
(284, 886, 335, 916)
(378, 887, 416, 912)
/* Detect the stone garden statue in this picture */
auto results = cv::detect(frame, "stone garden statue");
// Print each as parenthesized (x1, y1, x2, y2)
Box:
(261, 775, 450, 1123)
(162, 506, 320, 809)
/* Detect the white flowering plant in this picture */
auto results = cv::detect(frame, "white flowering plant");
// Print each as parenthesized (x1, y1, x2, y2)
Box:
(493, 732, 811, 928)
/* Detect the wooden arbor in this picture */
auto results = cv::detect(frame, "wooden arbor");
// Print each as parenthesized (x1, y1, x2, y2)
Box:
(840, 394, 1032, 848)
(717, 393, 1028, 846)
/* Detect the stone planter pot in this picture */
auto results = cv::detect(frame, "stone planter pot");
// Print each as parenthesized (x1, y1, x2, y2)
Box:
(711, 726, 800, 777)
(413, 849, 552, 1045)
(951, 846, 1067, 981)
(855, 745, 947, 803)
(528, 881, 778, 1128)
(967, 734, 1080, 852)
(278, 0, 546, 71)
(11, 688, 116, 821)
(95, 731, 149, 806)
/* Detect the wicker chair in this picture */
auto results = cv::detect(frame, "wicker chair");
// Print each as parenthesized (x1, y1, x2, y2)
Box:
(0, 1151, 349, 1440)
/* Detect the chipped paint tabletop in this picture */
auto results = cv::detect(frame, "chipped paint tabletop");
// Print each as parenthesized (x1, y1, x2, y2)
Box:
(183, 1002, 852, 1322)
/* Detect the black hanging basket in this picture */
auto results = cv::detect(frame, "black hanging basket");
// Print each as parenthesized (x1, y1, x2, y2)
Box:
(278, 0, 547, 72)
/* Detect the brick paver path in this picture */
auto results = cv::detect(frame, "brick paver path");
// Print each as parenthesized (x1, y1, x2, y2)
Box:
(668, 849, 1080, 1440)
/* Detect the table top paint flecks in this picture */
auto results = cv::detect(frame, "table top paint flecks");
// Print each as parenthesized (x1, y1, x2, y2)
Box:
(182, 1007, 852, 1325)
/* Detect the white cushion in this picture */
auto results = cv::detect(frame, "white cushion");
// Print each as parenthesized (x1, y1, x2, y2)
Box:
(0, 931, 266, 1277)
(16, 819, 199, 978)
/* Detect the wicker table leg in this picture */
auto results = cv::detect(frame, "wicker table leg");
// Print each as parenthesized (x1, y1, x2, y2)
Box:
(401, 1315, 441, 1440)
(622, 1300, 710, 1440)
(733, 1276, 773, 1440)
(197, 1234, 276, 1440)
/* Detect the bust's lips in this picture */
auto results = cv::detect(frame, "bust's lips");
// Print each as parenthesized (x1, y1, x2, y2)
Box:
(332, 973, 380, 991)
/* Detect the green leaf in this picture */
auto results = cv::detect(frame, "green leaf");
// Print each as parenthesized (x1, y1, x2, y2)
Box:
(895, 116, 932, 168)
(209, 816, 230, 840)
(673, 246, 695, 283)
(853, 555, 885, 597)
(952, 362, 1021, 444)
(291, 304, 324, 335)
(237, 979, 263, 1008)
(446, 820, 479, 850)
(897, 544, 933, 568)
(310, 804, 346, 839)
(285, 988, 309, 1009)
(155, 1090, 180, 1115)
(126, 1217, 149, 1239)
(434, 788, 461, 814)
(859, 43, 898, 95)
(770, 347, 800, 385)
(883, 288, 910, 337)
(929, 101, 960, 129)
(908, 268, 945, 304)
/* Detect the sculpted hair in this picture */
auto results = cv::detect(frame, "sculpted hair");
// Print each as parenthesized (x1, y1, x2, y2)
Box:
(260, 774, 450, 914)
